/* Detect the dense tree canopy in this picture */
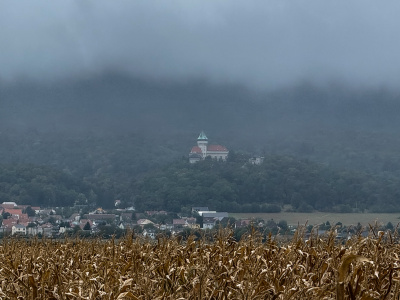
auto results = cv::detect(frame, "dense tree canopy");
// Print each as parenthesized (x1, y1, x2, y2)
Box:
(0, 164, 96, 207)
(134, 155, 400, 213)
(0, 131, 185, 208)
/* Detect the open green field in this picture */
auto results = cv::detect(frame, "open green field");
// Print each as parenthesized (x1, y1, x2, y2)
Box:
(229, 212, 400, 227)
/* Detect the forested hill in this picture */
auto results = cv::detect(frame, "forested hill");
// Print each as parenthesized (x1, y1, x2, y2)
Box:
(3, 76, 400, 209)
(134, 154, 400, 213)
(0, 164, 96, 207)
(0, 132, 184, 208)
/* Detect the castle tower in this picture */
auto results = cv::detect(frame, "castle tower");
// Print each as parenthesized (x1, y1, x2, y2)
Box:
(189, 131, 228, 163)
(197, 131, 208, 159)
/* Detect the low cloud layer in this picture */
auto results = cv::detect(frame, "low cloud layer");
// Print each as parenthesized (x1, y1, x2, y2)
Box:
(1, 1, 400, 90)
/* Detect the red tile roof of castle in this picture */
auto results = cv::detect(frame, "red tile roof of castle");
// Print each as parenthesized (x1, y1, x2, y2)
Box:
(191, 146, 202, 153)
(207, 145, 228, 151)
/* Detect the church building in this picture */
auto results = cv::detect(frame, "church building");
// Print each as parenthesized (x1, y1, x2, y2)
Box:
(189, 131, 229, 163)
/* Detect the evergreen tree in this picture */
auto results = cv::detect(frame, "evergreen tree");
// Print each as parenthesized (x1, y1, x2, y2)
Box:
(83, 221, 91, 231)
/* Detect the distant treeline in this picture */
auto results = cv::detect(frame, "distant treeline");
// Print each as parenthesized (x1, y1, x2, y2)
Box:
(134, 153, 400, 213)
(0, 132, 185, 208)
(0, 164, 95, 207)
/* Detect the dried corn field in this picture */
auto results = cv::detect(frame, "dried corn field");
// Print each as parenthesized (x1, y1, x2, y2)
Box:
(1, 229, 400, 299)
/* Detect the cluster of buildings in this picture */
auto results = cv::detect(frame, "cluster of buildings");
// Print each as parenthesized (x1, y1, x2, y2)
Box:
(0, 201, 135, 237)
(1, 201, 247, 238)
(135, 207, 232, 238)
(1, 201, 243, 239)
(0, 202, 40, 235)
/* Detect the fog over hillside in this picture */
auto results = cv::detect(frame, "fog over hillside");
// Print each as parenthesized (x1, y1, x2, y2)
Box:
(2, 75, 400, 135)
(2, 75, 400, 175)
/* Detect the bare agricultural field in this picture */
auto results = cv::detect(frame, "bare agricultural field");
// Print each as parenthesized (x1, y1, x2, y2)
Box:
(229, 212, 400, 227)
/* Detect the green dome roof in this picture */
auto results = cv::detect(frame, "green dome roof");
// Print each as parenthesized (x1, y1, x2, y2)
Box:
(197, 131, 208, 140)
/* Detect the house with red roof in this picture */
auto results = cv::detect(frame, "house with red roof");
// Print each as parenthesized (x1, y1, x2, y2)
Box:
(172, 218, 187, 229)
(189, 131, 229, 163)
(4, 208, 23, 218)
(2, 218, 18, 229)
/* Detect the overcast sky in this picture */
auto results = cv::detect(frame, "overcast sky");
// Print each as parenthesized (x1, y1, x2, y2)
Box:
(1, 1, 400, 90)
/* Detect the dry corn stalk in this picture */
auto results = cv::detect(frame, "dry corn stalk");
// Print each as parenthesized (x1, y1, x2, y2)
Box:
(0, 229, 399, 299)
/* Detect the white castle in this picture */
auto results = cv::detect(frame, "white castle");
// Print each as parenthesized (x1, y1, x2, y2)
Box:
(189, 131, 229, 163)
